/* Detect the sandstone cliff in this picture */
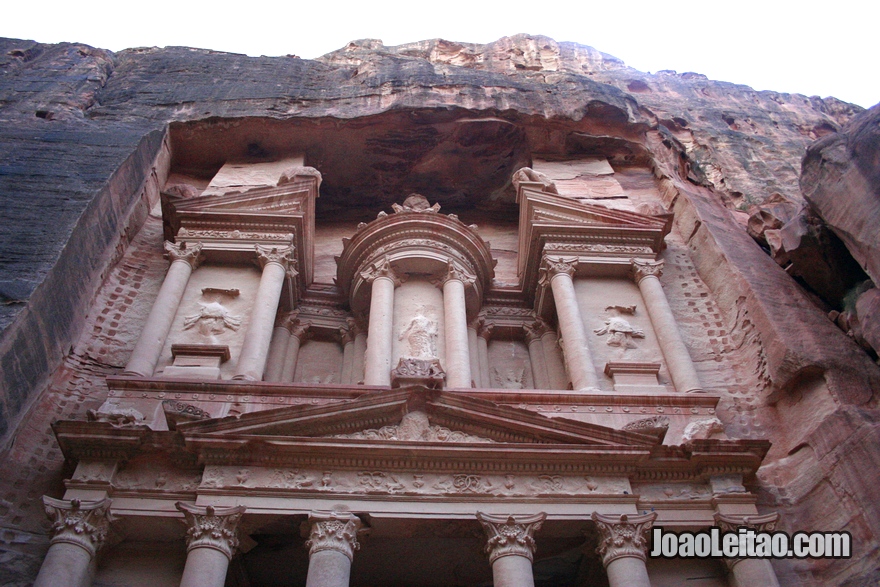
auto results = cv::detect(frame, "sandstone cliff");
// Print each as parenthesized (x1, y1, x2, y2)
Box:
(0, 34, 877, 586)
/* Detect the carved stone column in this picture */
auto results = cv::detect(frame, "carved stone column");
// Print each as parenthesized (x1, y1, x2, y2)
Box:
(592, 512, 656, 587)
(264, 314, 294, 382)
(468, 320, 481, 388)
(339, 319, 356, 384)
(34, 497, 113, 587)
(714, 513, 781, 587)
(277, 320, 310, 382)
(523, 322, 550, 389)
(362, 258, 401, 386)
(538, 321, 569, 390)
(177, 503, 246, 587)
(477, 319, 493, 388)
(125, 241, 203, 377)
(440, 261, 474, 388)
(632, 260, 703, 393)
(540, 257, 598, 390)
(352, 322, 367, 385)
(304, 512, 365, 587)
(234, 245, 294, 381)
(477, 512, 546, 587)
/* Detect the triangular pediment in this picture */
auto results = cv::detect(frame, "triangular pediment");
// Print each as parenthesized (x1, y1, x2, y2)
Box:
(170, 181, 314, 216)
(175, 387, 656, 448)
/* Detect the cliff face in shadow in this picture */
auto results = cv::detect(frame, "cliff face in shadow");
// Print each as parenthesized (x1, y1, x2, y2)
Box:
(0, 34, 877, 586)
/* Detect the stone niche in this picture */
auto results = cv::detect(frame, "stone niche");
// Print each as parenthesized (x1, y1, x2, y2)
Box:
(574, 277, 671, 392)
(294, 338, 344, 385)
(156, 264, 261, 379)
(392, 280, 447, 372)
(487, 337, 534, 389)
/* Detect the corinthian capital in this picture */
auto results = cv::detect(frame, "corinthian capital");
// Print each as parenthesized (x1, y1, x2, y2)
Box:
(255, 244, 294, 270)
(713, 512, 779, 534)
(164, 241, 204, 270)
(477, 512, 546, 563)
(539, 256, 577, 287)
(523, 319, 551, 344)
(592, 512, 657, 566)
(176, 502, 246, 560)
(631, 259, 664, 282)
(305, 512, 366, 561)
(359, 257, 403, 286)
(439, 259, 476, 287)
(43, 496, 113, 557)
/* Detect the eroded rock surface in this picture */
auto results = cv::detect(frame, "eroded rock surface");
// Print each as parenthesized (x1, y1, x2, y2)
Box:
(0, 33, 878, 587)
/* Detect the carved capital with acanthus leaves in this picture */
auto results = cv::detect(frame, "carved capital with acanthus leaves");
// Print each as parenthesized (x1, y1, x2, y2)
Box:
(339, 318, 357, 345)
(476, 318, 494, 342)
(523, 319, 551, 344)
(631, 259, 664, 282)
(255, 244, 294, 271)
(437, 259, 476, 287)
(164, 241, 204, 270)
(359, 257, 403, 287)
(176, 502, 246, 560)
(592, 512, 656, 566)
(477, 512, 546, 564)
(304, 511, 367, 561)
(43, 496, 113, 558)
(538, 256, 577, 287)
(714, 512, 779, 534)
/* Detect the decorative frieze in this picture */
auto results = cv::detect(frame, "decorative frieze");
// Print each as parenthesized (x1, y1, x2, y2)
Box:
(42, 497, 113, 557)
(176, 502, 246, 560)
(477, 512, 546, 563)
(198, 466, 630, 496)
(592, 512, 657, 565)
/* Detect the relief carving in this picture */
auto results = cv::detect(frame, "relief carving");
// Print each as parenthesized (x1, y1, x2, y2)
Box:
(391, 193, 441, 214)
(512, 167, 558, 194)
(592, 512, 657, 565)
(623, 416, 669, 441)
(332, 411, 493, 443)
(477, 512, 546, 563)
(43, 497, 113, 557)
(183, 302, 242, 336)
(86, 400, 145, 428)
(176, 502, 245, 560)
(493, 367, 526, 389)
(594, 305, 645, 350)
(399, 306, 439, 360)
(682, 417, 725, 441)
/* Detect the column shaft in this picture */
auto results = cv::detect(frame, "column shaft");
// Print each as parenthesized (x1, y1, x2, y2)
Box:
(468, 324, 481, 388)
(547, 269, 598, 389)
(540, 329, 569, 390)
(477, 327, 491, 388)
(264, 325, 291, 382)
(34, 542, 94, 587)
(364, 276, 396, 386)
(634, 261, 702, 393)
(340, 340, 355, 384)
(179, 547, 231, 587)
(605, 556, 652, 587)
(125, 242, 202, 377)
(352, 330, 367, 385)
(305, 549, 352, 587)
(235, 248, 290, 381)
(281, 325, 308, 383)
(443, 276, 472, 388)
(727, 559, 780, 587)
(491, 554, 536, 587)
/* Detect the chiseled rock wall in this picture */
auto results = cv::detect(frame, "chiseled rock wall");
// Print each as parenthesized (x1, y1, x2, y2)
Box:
(0, 34, 877, 586)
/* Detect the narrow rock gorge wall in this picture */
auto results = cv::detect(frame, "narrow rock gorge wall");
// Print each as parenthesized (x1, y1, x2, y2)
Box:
(0, 34, 877, 586)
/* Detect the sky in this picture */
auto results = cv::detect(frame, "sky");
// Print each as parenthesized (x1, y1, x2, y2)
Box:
(3, 0, 877, 108)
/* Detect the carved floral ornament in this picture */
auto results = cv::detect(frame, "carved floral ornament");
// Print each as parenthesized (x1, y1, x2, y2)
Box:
(176, 502, 246, 560)
(255, 243, 295, 270)
(591, 512, 657, 566)
(359, 256, 403, 286)
(42, 497, 114, 557)
(538, 256, 578, 286)
(477, 512, 546, 563)
(304, 511, 367, 561)
(631, 258, 664, 282)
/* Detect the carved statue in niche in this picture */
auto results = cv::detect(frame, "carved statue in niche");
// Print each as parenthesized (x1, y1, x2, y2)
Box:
(183, 302, 241, 337)
(493, 367, 525, 389)
(593, 305, 644, 350)
(399, 305, 438, 360)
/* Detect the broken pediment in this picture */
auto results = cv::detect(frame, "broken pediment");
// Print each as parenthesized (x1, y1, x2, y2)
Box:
(174, 386, 657, 448)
